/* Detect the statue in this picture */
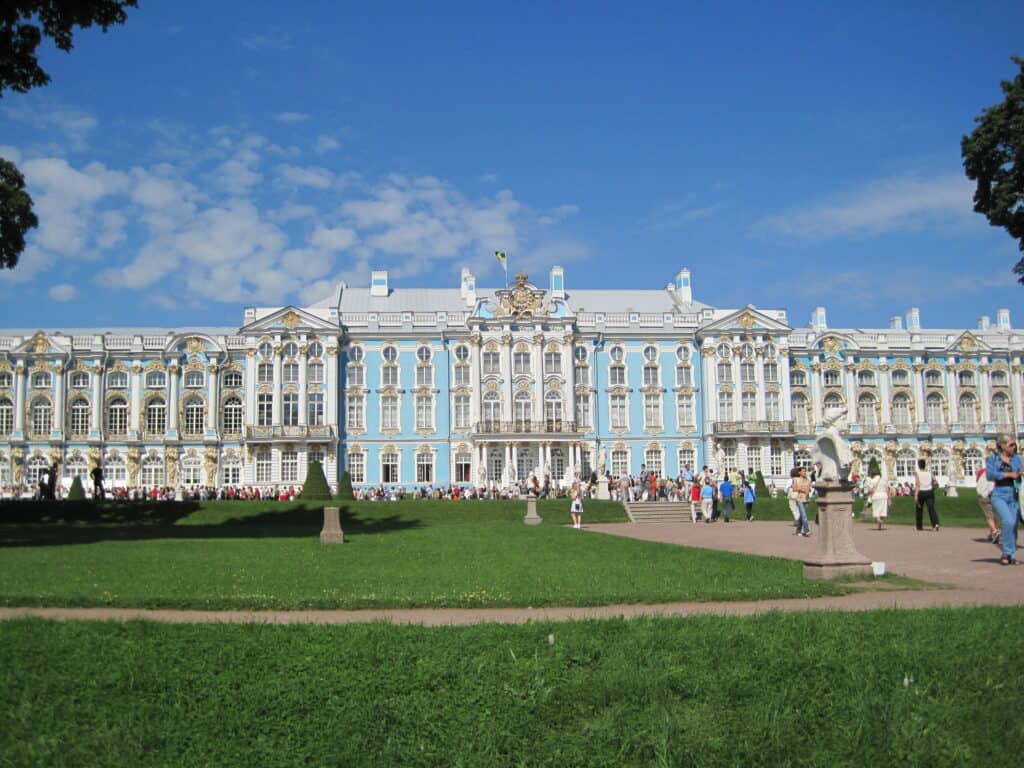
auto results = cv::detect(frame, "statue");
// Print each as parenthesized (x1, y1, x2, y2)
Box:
(204, 447, 219, 485)
(811, 407, 854, 483)
(165, 447, 179, 487)
(11, 447, 24, 485)
(597, 446, 607, 472)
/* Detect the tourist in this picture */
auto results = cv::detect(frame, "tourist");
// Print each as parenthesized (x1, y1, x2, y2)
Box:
(790, 466, 811, 536)
(700, 478, 715, 523)
(914, 459, 940, 532)
(689, 479, 701, 522)
(974, 464, 1000, 544)
(865, 465, 888, 530)
(742, 479, 756, 521)
(986, 434, 1021, 566)
(570, 490, 584, 529)
(719, 475, 735, 522)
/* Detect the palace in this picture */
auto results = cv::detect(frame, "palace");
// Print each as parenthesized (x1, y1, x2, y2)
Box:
(0, 265, 1021, 493)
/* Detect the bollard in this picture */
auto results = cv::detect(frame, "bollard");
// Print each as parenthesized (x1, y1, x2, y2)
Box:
(320, 506, 345, 544)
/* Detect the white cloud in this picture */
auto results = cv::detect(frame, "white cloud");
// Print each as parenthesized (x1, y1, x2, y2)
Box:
(480, 173, 498, 183)
(781, 267, 1009, 309)
(269, 203, 317, 223)
(277, 163, 333, 189)
(640, 202, 721, 232)
(3, 103, 98, 151)
(0, 145, 22, 164)
(756, 174, 974, 240)
(310, 225, 358, 252)
(49, 283, 78, 302)
(274, 112, 310, 123)
(314, 135, 340, 153)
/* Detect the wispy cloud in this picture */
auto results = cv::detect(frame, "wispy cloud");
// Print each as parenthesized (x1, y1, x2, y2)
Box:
(274, 111, 310, 124)
(755, 173, 975, 241)
(276, 163, 333, 189)
(314, 135, 340, 153)
(639, 202, 721, 232)
(242, 34, 292, 52)
(49, 283, 78, 302)
(3, 103, 98, 151)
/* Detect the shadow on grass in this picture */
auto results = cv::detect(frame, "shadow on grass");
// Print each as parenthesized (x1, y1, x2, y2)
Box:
(0, 501, 421, 547)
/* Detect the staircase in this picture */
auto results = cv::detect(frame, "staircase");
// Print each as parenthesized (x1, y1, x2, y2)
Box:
(624, 501, 695, 523)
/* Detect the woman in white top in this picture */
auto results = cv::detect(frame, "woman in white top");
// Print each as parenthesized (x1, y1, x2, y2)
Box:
(914, 459, 940, 531)
(865, 467, 889, 530)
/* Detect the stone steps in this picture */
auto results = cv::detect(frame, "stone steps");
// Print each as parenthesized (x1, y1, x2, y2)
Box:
(624, 501, 695, 524)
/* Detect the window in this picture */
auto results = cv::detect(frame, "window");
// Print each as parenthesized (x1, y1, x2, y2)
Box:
(308, 446, 325, 468)
(107, 399, 130, 436)
(892, 394, 912, 428)
(612, 450, 629, 478)
(255, 450, 272, 482)
(382, 346, 398, 363)
(676, 393, 694, 427)
(718, 390, 734, 421)
(513, 350, 531, 375)
(643, 364, 659, 387)
(283, 342, 299, 358)
(145, 397, 166, 434)
(417, 346, 432, 363)
(181, 457, 202, 487)
(258, 363, 273, 384)
(184, 371, 204, 388)
(716, 343, 731, 359)
(963, 447, 984, 478)
(105, 456, 127, 484)
(721, 444, 737, 473)
(770, 445, 783, 476)
(992, 393, 1012, 425)
(926, 394, 945, 428)
(283, 392, 299, 426)
(740, 363, 756, 383)
(765, 391, 780, 421)
(416, 364, 433, 388)
(454, 452, 472, 483)
(764, 363, 778, 383)
(68, 398, 90, 436)
(764, 343, 777, 359)
(107, 371, 128, 389)
(146, 371, 166, 388)
(644, 393, 662, 428)
(347, 395, 364, 430)
(790, 370, 806, 386)
(455, 345, 470, 362)
(381, 452, 399, 483)
(482, 392, 500, 429)
(895, 449, 916, 479)
(381, 395, 399, 431)
(545, 392, 563, 430)
(792, 395, 809, 430)
(823, 393, 843, 413)
(348, 452, 365, 484)
(454, 365, 470, 386)
(308, 362, 324, 384)
(645, 448, 663, 476)
(349, 346, 364, 363)
(891, 369, 909, 386)
(258, 342, 273, 359)
(676, 345, 690, 362)
(0, 371, 11, 388)
(678, 446, 695, 474)
(308, 341, 323, 358)
(610, 346, 624, 363)
(958, 371, 975, 387)
(574, 346, 588, 364)
(544, 350, 562, 375)
(222, 397, 243, 434)
(609, 365, 626, 386)
(741, 343, 755, 359)
(741, 391, 757, 420)
(26, 456, 48, 485)
(281, 450, 298, 482)
(610, 393, 627, 429)
(30, 398, 51, 436)
(823, 369, 840, 386)
(0, 397, 13, 435)
(747, 445, 762, 473)
(347, 363, 364, 388)
(857, 370, 876, 387)
(931, 450, 950, 480)
(640, 345, 657, 363)
(141, 456, 165, 486)
(717, 361, 732, 383)
(32, 372, 52, 388)
(257, 393, 273, 426)
(453, 394, 471, 430)
(70, 371, 89, 388)
(675, 365, 692, 387)
(416, 452, 434, 483)
(183, 396, 205, 436)
(223, 370, 242, 388)
(959, 394, 978, 427)
(858, 394, 877, 428)
(381, 364, 399, 387)
(221, 459, 241, 486)
(415, 395, 433, 430)
(924, 369, 942, 387)
(482, 351, 500, 375)
(513, 392, 531, 430)
(576, 394, 591, 429)
(282, 363, 299, 384)
(991, 370, 1008, 387)
(307, 393, 324, 426)
(794, 449, 813, 469)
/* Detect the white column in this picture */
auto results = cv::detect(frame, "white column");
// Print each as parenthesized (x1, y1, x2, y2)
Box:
(810, 365, 823, 425)
(272, 349, 282, 425)
(297, 349, 308, 426)
(1011, 357, 1023, 428)
(702, 350, 717, 422)
(533, 334, 544, 430)
(844, 367, 857, 423)
(168, 363, 179, 433)
(945, 359, 958, 425)
(326, 348, 338, 425)
(754, 354, 766, 419)
(565, 337, 576, 425)
(979, 361, 992, 423)
(245, 351, 257, 425)
(879, 359, 891, 424)
(780, 352, 792, 421)
(131, 364, 142, 434)
(470, 339, 481, 427)
(53, 364, 65, 435)
(208, 363, 219, 431)
(90, 364, 102, 433)
(14, 362, 25, 434)
(912, 360, 925, 424)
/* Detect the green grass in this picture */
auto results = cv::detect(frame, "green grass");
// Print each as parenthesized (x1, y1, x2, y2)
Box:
(0, 499, 848, 610)
(3, 608, 1023, 767)
(746, 489, 990, 528)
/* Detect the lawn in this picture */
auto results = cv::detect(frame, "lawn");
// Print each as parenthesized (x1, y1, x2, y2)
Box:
(3, 608, 1022, 767)
(745, 489, 990, 528)
(0, 498, 848, 610)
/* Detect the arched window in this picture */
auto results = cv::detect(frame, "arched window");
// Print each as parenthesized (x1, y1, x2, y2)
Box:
(0, 397, 13, 436)
(145, 397, 167, 435)
(64, 455, 88, 480)
(991, 370, 1008, 387)
(924, 369, 943, 387)
(107, 371, 128, 389)
(221, 456, 242, 486)
(544, 392, 563, 430)
(992, 393, 1012, 426)
(858, 394, 877, 429)
(513, 391, 532, 431)
(223, 370, 243, 389)
(957, 370, 975, 387)
(895, 449, 916, 479)
(892, 394, 912, 428)
(790, 370, 807, 387)
(857, 370, 875, 387)
(891, 369, 910, 386)
(145, 371, 166, 388)
(926, 394, 945, 428)
(182, 396, 205, 436)
(68, 398, 90, 437)
(861, 448, 883, 476)
(184, 371, 204, 388)
(959, 394, 978, 427)
(106, 397, 128, 436)
(823, 393, 844, 413)
(718, 390, 734, 421)
(140, 456, 165, 486)
(31, 372, 52, 388)
(611, 449, 629, 478)
(26, 456, 48, 485)
(792, 394, 809, 430)
(30, 398, 51, 437)
(823, 369, 841, 386)
(181, 456, 202, 487)
(930, 450, 950, 481)
(222, 396, 243, 434)
(70, 371, 89, 388)
(645, 447, 663, 477)
(104, 455, 126, 484)
(963, 446, 984, 478)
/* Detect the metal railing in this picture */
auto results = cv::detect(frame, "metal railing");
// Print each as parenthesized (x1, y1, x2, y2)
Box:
(474, 420, 581, 435)
(712, 420, 794, 435)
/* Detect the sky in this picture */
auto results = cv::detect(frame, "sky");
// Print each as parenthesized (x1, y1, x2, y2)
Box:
(1, 0, 1022, 331)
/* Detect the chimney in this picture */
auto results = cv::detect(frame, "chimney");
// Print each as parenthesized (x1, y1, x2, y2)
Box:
(906, 307, 920, 331)
(997, 308, 1011, 330)
(674, 268, 692, 303)
(811, 306, 827, 330)
(978, 315, 991, 330)
(549, 265, 565, 299)
(890, 316, 903, 330)
(370, 270, 389, 297)
(460, 267, 476, 307)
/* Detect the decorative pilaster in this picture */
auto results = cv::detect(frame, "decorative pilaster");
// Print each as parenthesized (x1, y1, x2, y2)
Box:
(53, 363, 64, 437)
(272, 347, 282, 426)
(13, 362, 25, 436)
(297, 348, 307, 426)
(131, 364, 142, 434)
(90, 364, 102, 435)
(208, 363, 219, 431)
(168, 363, 180, 435)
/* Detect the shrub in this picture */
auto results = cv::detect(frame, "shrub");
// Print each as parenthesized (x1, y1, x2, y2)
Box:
(301, 460, 333, 501)
(754, 470, 768, 496)
(337, 471, 354, 501)
(66, 476, 86, 502)
(867, 456, 881, 477)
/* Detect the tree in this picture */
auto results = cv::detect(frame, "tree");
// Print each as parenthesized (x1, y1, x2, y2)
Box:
(66, 474, 85, 501)
(301, 460, 333, 501)
(337, 471, 354, 501)
(753, 470, 768, 497)
(961, 56, 1024, 282)
(867, 456, 881, 478)
(0, 1, 138, 269)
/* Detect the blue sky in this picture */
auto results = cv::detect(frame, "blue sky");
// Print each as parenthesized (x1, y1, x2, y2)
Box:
(1, 0, 1022, 330)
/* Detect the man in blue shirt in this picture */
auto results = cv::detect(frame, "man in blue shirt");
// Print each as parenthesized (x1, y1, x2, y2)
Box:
(719, 477, 735, 522)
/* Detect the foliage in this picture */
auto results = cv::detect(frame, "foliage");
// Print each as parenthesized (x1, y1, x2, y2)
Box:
(0, 1, 138, 269)
(65, 475, 85, 501)
(2, 608, 1022, 766)
(337, 470, 354, 500)
(961, 56, 1024, 282)
(300, 460, 332, 501)
(868, 456, 881, 477)
(753, 470, 768, 496)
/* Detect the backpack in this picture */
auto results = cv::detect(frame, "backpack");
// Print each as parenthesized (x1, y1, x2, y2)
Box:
(975, 473, 993, 499)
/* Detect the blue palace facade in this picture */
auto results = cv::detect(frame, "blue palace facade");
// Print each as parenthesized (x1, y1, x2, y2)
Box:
(0, 265, 1021, 492)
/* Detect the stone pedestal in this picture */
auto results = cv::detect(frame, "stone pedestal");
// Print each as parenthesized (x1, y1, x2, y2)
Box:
(946, 485, 958, 498)
(320, 506, 345, 544)
(524, 494, 542, 525)
(803, 481, 871, 580)
(596, 476, 610, 500)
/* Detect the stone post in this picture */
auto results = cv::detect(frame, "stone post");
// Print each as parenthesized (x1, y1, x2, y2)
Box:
(524, 492, 542, 525)
(320, 506, 345, 543)
(803, 480, 872, 580)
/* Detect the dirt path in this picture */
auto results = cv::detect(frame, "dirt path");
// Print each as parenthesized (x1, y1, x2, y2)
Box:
(1, 521, 1019, 626)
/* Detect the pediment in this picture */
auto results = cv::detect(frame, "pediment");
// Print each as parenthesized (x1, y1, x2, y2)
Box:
(702, 306, 790, 334)
(13, 331, 66, 356)
(946, 331, 990, 354)
(240, 306, 339, 334)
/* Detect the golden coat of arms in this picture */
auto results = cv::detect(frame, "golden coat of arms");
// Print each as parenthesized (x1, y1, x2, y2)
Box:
(496, 273, 546, 319)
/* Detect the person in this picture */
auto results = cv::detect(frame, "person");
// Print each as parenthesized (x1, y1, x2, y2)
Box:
(914, 459, 939, 532)
(570, 491, 584, 529)
(688, 479, 701, 523)
(986, 434, 1022, 566)
(742, 480, 756, 521)
(47, 461, 60, 501)
(719, 475, 734, 522)
(974, 464, 1000, 544)
(790, 466, 811, 536)
(700, 478, 715, 523)
(865, 465, 889, 530)
(90, 464, 104, 502)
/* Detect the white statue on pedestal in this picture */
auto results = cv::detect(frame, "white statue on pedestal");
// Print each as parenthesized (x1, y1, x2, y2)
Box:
(813, 407, 854, 482)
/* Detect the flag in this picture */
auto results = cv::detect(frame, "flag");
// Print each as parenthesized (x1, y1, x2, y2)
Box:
(495, 250, 506, 265)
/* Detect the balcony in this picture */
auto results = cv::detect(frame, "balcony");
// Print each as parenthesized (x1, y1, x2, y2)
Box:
(712, 420, 794, 436)
(473, 420, 582, 436)
(246, 425, 336, 441)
